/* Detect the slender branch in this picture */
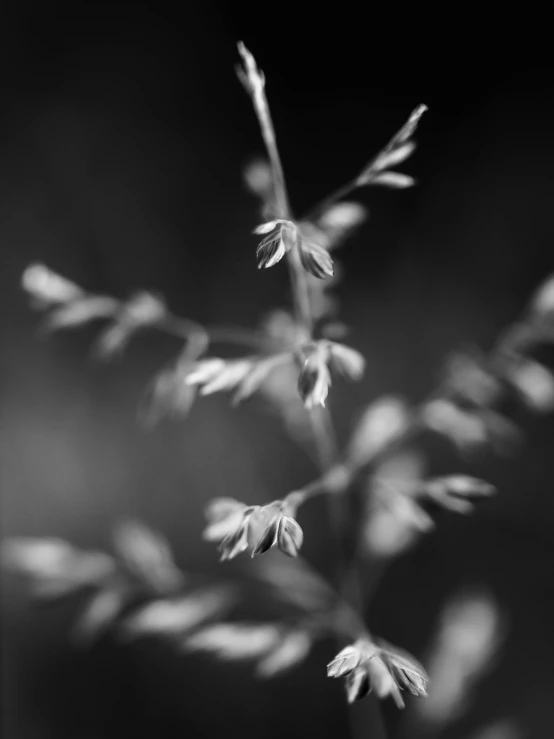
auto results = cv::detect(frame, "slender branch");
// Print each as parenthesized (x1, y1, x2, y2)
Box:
(237, 43, 353, 579)
(162, 315, 273, 351)
(237, 43, 290, 222)
(238, 42, 383, 739)
(304, 104, 427, 223)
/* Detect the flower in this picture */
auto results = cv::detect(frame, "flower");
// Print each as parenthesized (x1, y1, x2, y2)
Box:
(355, 104, 427, 189)
(218, 513, 253, 561)
(251, 512, 304, 558)
(254, 219, 334, 279)
(298, 238, 334, 279)
(298, 349, 332, 409)
(297, 340, 365, 409)
(206, 499, 304, 561)
(254, 220, 296, 269)
(327, 638, 428, 708)
(203, 498, 249, 543)
(185, 355, 291, 404)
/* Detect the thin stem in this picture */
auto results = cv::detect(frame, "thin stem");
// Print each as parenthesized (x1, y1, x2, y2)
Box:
(238, 43, 385, 739)
(285, 245, 314, 334)
(237, 43, 290, 221)
(237, 44, 368, 631)
(155, 315, 272, 351)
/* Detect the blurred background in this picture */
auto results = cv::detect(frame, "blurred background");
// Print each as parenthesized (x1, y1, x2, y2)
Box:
(1, 2, 554, 738)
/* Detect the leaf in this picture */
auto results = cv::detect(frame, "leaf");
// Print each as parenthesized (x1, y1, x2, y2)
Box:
(444, 352, 502, 408)
(261, 310, 303, 347)
(2, 538, 114, 599)
(183, 622, 281, 660)
(120, 586, 236, 641)
(366, 172, 415, 189)
(199, 360, 254, 396)
(22, 263, 84, 305)
(318, 202, 367, 232)
(393, 104, 428, 145)
(243, 159, 276, 219)
(113, 520, 183, 594)
(124, 292, 166, 325)
(478, 409, 522, 455)
(256, 630, 312, 677)
(416, 591, 504, 725)
(232, 354, 291, 405)
(422, 476, 496, 514)
(203, 498, 247, 542)
(94, 321, 133, 359)
(346, 396, 410, 468)
(254, 220, 280, 234)
(73, 585, 128, 645)
(140, 365, 197, 425)
(94, 292, 166, 360)
(531, 274, 554, 315)
(184, 359, 227, 387)
(422, 399, 490, 453)
(43, 296, 118, 332)
(328, 342, 366, 380)
(363, 480, 434, 557)
(373, 142, 416, 171)
(186, 357, 282, 400)
(505, 358, 554, 412)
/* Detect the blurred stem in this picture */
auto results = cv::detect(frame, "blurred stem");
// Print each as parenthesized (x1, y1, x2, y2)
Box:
(97, 306, 273, 352)
(164, 317, 272, 351)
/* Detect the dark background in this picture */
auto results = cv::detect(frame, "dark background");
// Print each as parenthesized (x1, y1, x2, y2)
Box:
(1, 3, 554, 738)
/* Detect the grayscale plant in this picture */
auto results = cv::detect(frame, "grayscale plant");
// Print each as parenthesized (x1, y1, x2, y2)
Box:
(5, 41, 554, 739)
